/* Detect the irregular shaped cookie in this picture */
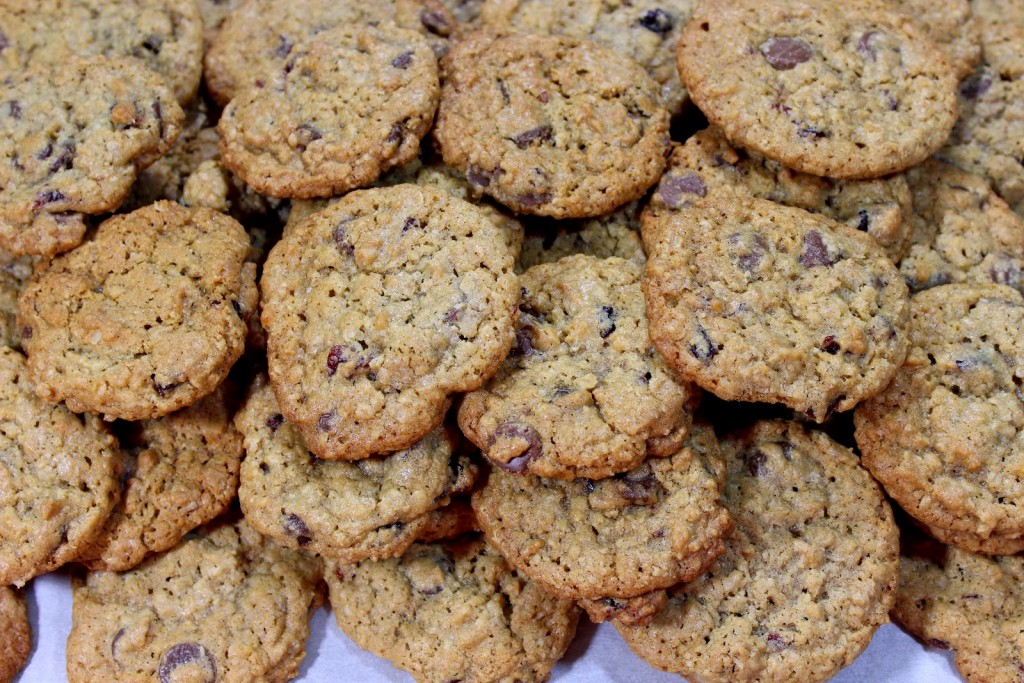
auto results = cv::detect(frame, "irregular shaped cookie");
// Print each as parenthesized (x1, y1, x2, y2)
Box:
(326, 535, 580, 682)
(472, 422, 732, 603)
(0, 251, 33, 349)
(236, 375, 476, 561)
(19, 201, 252, 421)
(0, 347, 121, 587)
(204, 0, 456, 106)
(479, 0, 697, 114)
(900, 158, 1024, 293)
(0, 57, 183, 257)
(677, 0, 958, 179)
(617, 420, 900, 683)
(643, 197, 910, 422)
(855, 283, 1024, 544)
(435, 30, 670, 218)
(0, 587, 29, 683)
(647, 128, 914, 262)
(940, 22, 1024, 218)
(67, 518, 323, 683)
(517, 201, 647, 272)
(218, 24, 440, 199)
(894, 535, 1024, 683)
(262, 185, 519, 460)
(887, 0, 981, 80)
(0, 0, 204, 105)
(459, 254, 695, 479)
(77, 387, 243, 572)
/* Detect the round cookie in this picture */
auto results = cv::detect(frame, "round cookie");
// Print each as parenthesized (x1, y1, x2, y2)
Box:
(517, 201, 647, 272)
(0, 251, 33, 349)
(459, 254, 695, 480)
(939, 22, 1024, 218)
(67, 518, 323, 683)
(677, 0, 958, 179)
(647, 127, 915, 262)
(0, 347, 121, 587)
(0, 587, 29, 683)
(616, 420, 900, 683)
(472, 422, 732, 602)
(236, 375, 477, 562)
(77, 387, 243, 572)
(262, 184, 520, 461)
(0, 57, 183, 258)
(218, 23, 440, 199)
(900, 158, 1024, 294)
(203, 0, 456, 106)
(886, 0, 981, 80)
(19, 201, 252, 421)
(894, 535, 1024, 683)
(0, 0, 204, 105)
(855, 283, 1024, 544)
(434, 30, 670, 218)
(643, 197, 910, 422)
(326, 535, 580, 683)
(479, 0, 697, 114)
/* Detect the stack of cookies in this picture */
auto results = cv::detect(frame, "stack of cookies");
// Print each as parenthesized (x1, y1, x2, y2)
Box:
(0, 0, 1022, 681)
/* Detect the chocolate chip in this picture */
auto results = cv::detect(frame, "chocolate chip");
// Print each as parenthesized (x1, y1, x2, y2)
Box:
(689, 325, 719, 362)
(402, 217, 423, 232)
(657, 172, 707, 208)
(620, 468, 663, 506)
(273, 34, 294, 59)
(158, 643, 217, 683)
(759, 37, 813, 70)
(511, 125, 553, 149)
(638, 8, 674, 34)
(467, 165, 498, 187)
(332, 222, 355, 256)
(294, 123, 322, 151)
(989, 253, 1022, 288)
(730, 231, 769, 273)
(154, 381, 180, 398)
(317, 412, 334, 431)
(141, 34, 164, 54)
(266, 413, 284, 431)
(856, 31, 878, 61)
(392, 51, 414, 69)
(517, 192, 551, 207)
(552, 386, 572, 399)
(746, 449, 768, 477)
(582, 479, 596, 494)
(37, 142, 52, 160)
(822, 336, 840, 354)
(927, 638, 950, 650)
(386, 122, 404, 145)
(797, 124, 828, 140)
(510, 325, 535, 357)
(959, 72, 992, 100)
(7, 100, 20, 119)
(800, 230, 838, 268)
(420, 10, 453, 35)
(599, 305, 617, 338)
(48, 141, 76, 174)
(283, 513, 312, 546)
(33, 188, 67, 208)
(491, 422, 543, 472)
(856, 209, 871, 231)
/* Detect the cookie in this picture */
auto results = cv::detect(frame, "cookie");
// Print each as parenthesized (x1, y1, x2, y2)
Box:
(203, 0, 456, 106)
(0, 347, 121, 587)
(459, 254, 696, 479)
(479, 0, 697, 114)
(67, 517, 323, 683)
(197, 0, 245, 49)
(617, 420, 900, 683)
(218, 23, 440, 199)
(262, 184, 520, 461)
(939, 22, 1024, 218)
(0, 0, 204, 105)
(894, 535, 1024, 683)
(643, 197, 910, 422)
(19, 201, 252, 421)
(921, 519, 1024, 556)
(647, 127, 915, 262)
(900, 158, 1024, 294)
(0, 57, 183, 258)
(0, 587, 29, 683)
(677, 0, 958, 179)
(517, 201, 647, 272)
(0, 251, 33, 349)
(326, 535, 580, 683)
(472, 422, 732, 602)
(855, 283, 1024, 545)
(236, 375, 477, 561)
(434, 30, 670, 218)
(970, 0, 1024, 27)
(887, 0, 981, 80)
(77, 387, 243, 572)
(577, 590, 668, 627)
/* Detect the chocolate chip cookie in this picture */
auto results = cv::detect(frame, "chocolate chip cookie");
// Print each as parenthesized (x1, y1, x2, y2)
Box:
(67, 518, 323, 683)
(0, 347, 121, 587)
(435, 30, 670, 218)
(0, 587, 29, 683)
(218, 23, 440, 198)
(472, 422, 732, 602)
(0, 57, 183, 257)
(262, 184, 520, 460)
(459, 254, 696, 480)
(236, 375, 476, 561)
(643, 197, 910, 422)
(855, 283, 1024, 547)
(19, 201, 252, 421)
(617, 420, 900, 683)
(647, 127, 915, 262)
(677, 0, 958, 178)
(326, 535, 580, 682)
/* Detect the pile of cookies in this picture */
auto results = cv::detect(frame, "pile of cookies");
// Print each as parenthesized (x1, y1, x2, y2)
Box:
(0, 0, 1022, 681)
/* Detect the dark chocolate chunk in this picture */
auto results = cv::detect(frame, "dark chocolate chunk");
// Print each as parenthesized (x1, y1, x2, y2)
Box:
(658, 172, 707, 208)
(420, 10, 453, 35)
(822, 336, 840, 354)
(317, 412, 335, 431)
(689, 325, 719, 362)
(158, 643, 217, 683)
(141, 34, 164, 54)
(402, 217, 423, 232)
(154, 381, 181, 398)
(491, 422, 543, 472)
(283, 513, 312, 546)
(48, 141, 76, 174)
(746, 448, 768, 477)
(959, 71, 992, 100)
(638, 8, 674, 34)
(510, 125, 553, 150)
(759, 37, 813, 70)
(800, 230, 838, 268)
(730, 231, 769, 273)
(517, 192, 552, 207)
(467, 165, 499, 188)
(332, 222, 355, 256)
(856, 209, 871, 231)
(392, 51, 414, 69)
(294, 123, 322, 151)
(386, 122, 404, 145)
(599, 305, 617, 339)
(7, 100, 20, 119)
(266, 413, 284, 431)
